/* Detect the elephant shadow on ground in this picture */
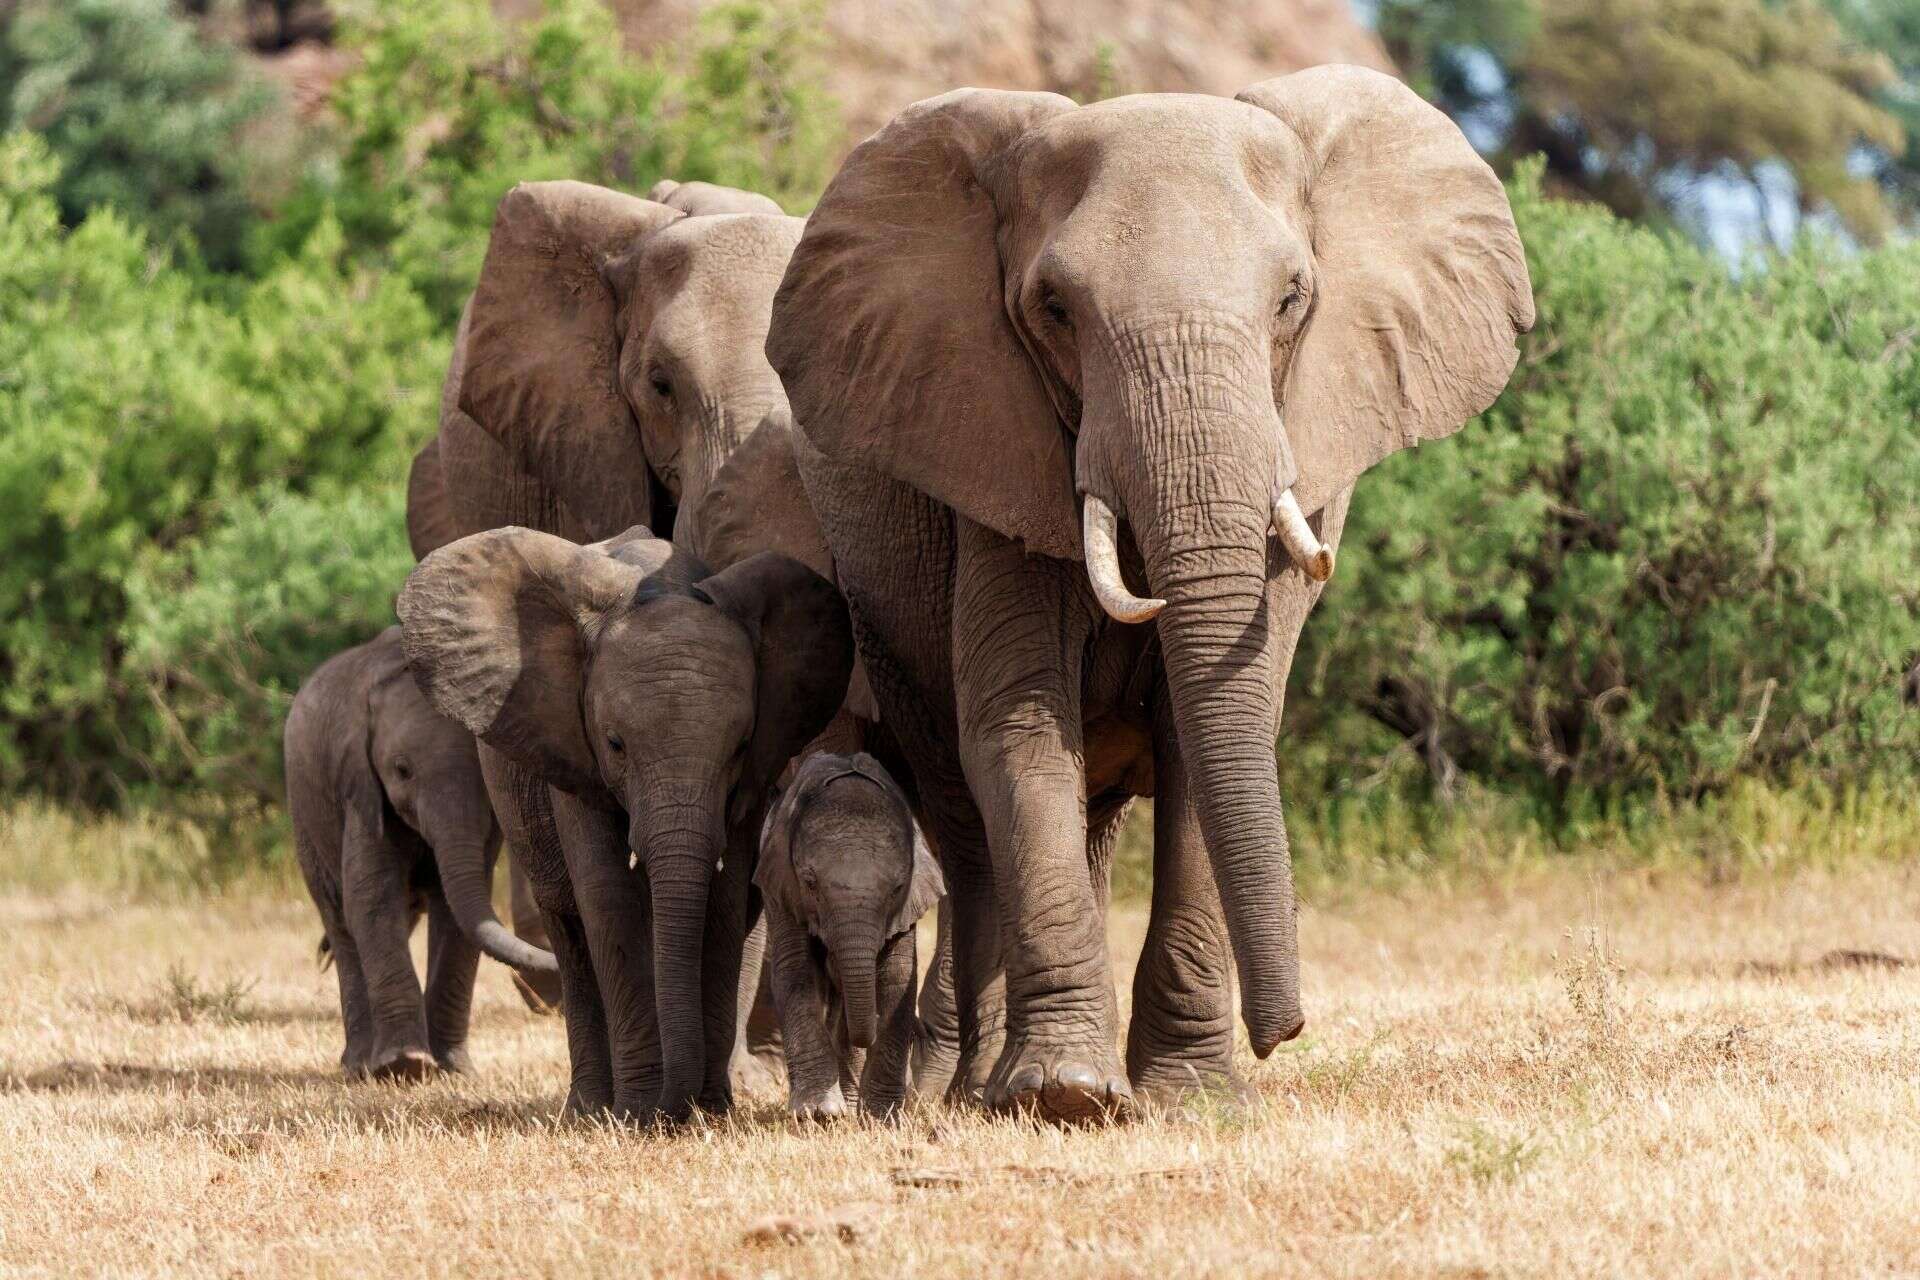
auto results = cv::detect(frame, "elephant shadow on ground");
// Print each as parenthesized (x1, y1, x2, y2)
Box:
(1, 1058, 341, 1094)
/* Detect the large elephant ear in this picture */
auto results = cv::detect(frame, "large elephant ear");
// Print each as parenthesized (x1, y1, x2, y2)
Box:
(459, 181, 683, 537)
(1237, 66, 1535, 515)
(694, 553, 855, 823)
(396, 526, 650, 797)
(769, 88, 1082, 561)
(405, 435, 457, 560)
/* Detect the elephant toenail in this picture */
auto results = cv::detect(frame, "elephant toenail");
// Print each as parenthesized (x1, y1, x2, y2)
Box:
(1008, 1063, 1046, 1095)
(1055, 1063, 1099, 1094)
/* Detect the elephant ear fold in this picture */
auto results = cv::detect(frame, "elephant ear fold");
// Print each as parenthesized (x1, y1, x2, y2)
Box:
(460, 181, 683, 538)
(753, 758, 822, 918)
(1237, 66, 1535, 515)
(695, 553, 854, 823)
(769, 88, 1082, 561)
(405, 434, 457, 560)
(891, 784, 944, 936)
(397, 526, 643, 798)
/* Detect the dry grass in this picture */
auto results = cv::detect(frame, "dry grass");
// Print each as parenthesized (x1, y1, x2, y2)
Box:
(4, 842, 1920, 1278)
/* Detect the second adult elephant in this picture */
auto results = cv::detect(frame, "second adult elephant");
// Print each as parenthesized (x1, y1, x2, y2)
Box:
(400, 528, 852, 1122)
(771, 66, 1534, 1119)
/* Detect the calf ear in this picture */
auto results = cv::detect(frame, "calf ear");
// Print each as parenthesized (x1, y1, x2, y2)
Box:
(753, 777, 807, 920)
(695, 554, 855, 824)
(891, 821, 945, 937)
(397, 527, 648, 797)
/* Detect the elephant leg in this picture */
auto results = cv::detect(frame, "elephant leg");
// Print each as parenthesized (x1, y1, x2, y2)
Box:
(952, 518, 1127, 1123)
(729, 915, 785, 1098)
(910, 898, 960, 1100)
(796, 452, 1003, 1104)
(1125, 683, 1244, 1107)
(696, 835, 758, 1116)
(328, 927, 377, 1077)
(860, 931, 919, 1118)
(424, 890, 481, 1074)
(767, 905, 845, 1120)
(553, 792, 661, 1123)
(340, 819, 434, 1082)
(544, 909, 614, 1117)
(507, 853, 563, 1013)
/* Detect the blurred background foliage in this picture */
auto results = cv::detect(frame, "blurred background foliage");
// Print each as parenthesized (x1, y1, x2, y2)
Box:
(0, 0, 1912, 873)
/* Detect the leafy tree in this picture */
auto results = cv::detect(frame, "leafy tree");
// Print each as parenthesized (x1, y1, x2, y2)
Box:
(0, 0, 280, 269)
(1524, 0, 1902, 240)
(1285, 163, 1920, 815)
(1824, 0, 1920, 216)
(1379, 0, 1907, 243)
(0, 133, 443, 801)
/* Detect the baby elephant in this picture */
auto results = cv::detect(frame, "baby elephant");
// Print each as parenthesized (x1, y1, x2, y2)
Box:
(284, 627, 556, 1080)
(756, 752, 944, 1119)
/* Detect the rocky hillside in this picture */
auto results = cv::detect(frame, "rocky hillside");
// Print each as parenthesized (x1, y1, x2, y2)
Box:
(498, 0, 1392, 143)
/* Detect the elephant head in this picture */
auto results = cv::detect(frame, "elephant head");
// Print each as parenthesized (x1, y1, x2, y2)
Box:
(362, 643, 556, 974)
(756, 753, 944, 1048)
(397, 527, 853, 1116)
(459, 180, 805, 542)
(770, 67, 1534, 1055)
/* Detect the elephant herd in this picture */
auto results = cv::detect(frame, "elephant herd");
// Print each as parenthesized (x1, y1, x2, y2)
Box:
(282, 65, 1534, 1127)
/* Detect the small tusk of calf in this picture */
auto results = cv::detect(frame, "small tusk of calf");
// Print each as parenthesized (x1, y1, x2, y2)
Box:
(1272, 489, 1334, 582)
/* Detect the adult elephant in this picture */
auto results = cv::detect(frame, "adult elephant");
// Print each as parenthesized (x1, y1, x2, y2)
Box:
(769, 66, 1534, 1120)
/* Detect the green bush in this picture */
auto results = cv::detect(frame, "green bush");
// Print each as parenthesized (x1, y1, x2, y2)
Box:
(0, 0, 283, 271)
(0, 134, 443, 802)
(124, 483, 414, 808)
(1285, 162, 1920, 815)
(259, 0, 838, 321)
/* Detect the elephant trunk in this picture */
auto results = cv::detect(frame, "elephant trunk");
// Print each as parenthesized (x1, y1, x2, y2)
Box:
(826, 913, 884, 1050)
(1080, 327, 1304, 1057)
(422, 804, 558, 974)
(643, 811, 718, 1122)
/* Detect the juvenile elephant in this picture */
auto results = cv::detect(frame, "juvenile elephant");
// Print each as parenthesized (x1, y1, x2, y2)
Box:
(399, 526, 853, 1122)
(756, 752, 944, 1119)
(284, 627, 557, 1080)
(770, 67, 1533, 1119)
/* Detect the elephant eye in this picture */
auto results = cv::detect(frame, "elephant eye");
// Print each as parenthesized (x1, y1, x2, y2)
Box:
(1278, 279, 1307, 320)
(649, 372, 673, 401)
(393, 757, 412, 780)
(799, 866, 819, 891)
(1040, 290, 1072, 329)
(606, 732, 625, 754)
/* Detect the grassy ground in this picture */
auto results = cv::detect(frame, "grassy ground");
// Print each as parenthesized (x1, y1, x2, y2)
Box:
(3, 798, 1919, 1277)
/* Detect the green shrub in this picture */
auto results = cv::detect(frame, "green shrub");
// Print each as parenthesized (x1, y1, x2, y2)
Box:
(1285, 162, 1920, 815)
(123, 483, 415, 808)
(0, 134, 443, 802)
(0, 0, 284, 271)
(259, 0, 838, 322)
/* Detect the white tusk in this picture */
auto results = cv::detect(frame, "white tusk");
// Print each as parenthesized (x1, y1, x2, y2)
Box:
(1082, 496, 1166, 624)
(1272, 489, 1334, 582)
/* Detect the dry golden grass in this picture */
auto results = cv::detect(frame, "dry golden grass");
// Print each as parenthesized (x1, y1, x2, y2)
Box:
(5, 840, 1920, 1276)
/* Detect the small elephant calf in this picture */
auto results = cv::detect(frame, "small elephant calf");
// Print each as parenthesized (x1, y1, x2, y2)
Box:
(756, 752, 944, 1119)
(285, 627, 556, 1080)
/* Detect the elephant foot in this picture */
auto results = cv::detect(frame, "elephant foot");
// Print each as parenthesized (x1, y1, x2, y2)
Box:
(911, 1027, 960, 1101)
(433, 1044, 475, 1075)
(729, 1046, 786, 1098)
(986, 1040, 1134, 1125)
(368, 1048, 438, 1083)
(510, 969, 561, 1015)
(789, 1082, 848, 1123)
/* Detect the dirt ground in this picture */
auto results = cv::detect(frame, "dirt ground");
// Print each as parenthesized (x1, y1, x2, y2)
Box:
(3, 856, 1919, 1278)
